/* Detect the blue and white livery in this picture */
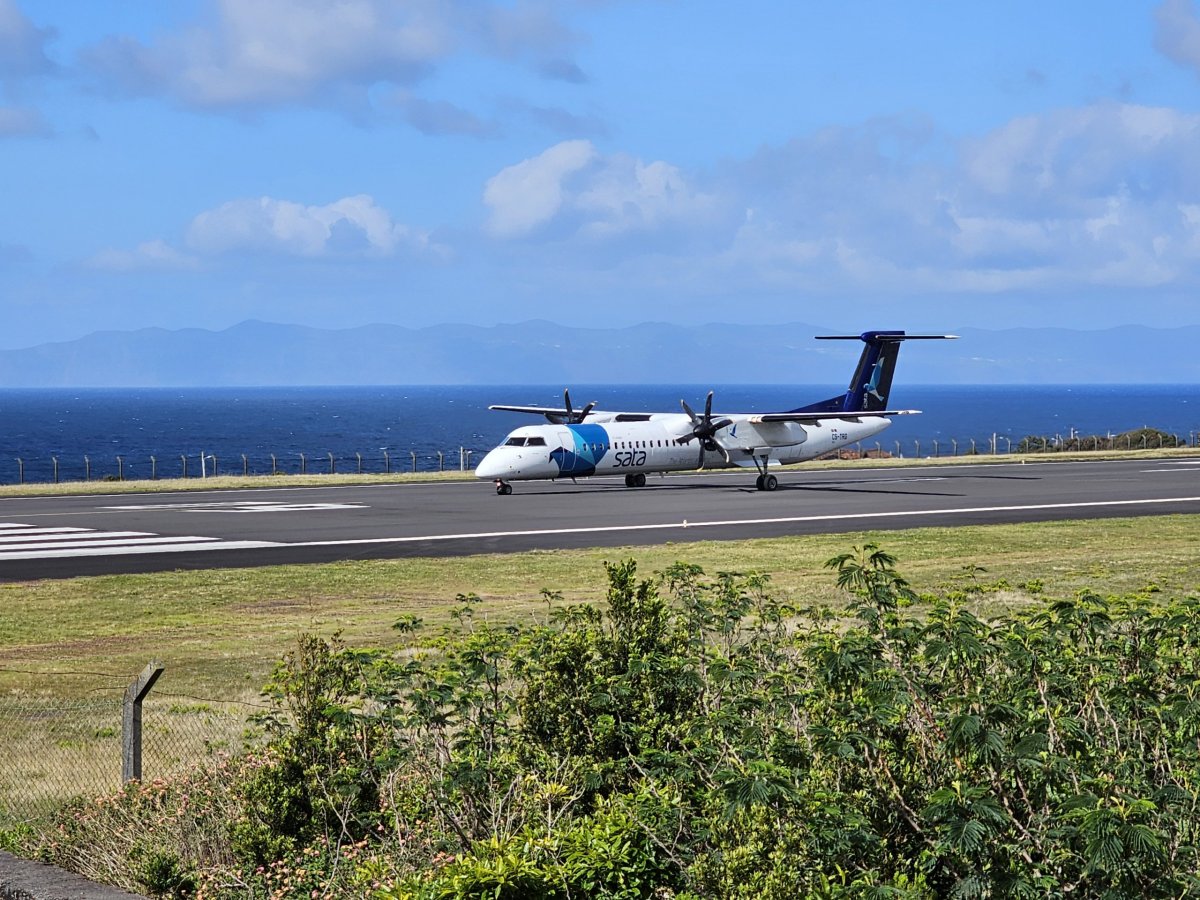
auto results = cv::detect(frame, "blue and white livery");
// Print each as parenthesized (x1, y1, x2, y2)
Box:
(476, 330, 956, 494)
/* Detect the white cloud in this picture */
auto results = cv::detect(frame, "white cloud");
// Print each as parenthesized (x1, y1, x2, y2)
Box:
(86, 240, 199, 272)
(479, 104, 1200, 300)
(82, 0, 581, 115)
(185, 193, 436, 258)
(484, 140, 716, 239)
(483, 139, 597, 237)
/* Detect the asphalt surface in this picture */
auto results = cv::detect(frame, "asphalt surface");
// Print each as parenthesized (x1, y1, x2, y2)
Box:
(1, 457, 1198, 581)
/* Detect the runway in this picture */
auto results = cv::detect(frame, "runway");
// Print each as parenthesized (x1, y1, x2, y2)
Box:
(1, 457, 1198, 581)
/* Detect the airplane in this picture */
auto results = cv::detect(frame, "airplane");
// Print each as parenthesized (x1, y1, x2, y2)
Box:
(474, 330, 957, 494)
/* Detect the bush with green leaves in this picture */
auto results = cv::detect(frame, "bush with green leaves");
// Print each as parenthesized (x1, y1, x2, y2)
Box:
(15, 546, 1200, 898)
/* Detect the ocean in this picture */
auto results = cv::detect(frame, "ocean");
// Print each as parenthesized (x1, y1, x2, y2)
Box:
(0, 385, 1196, 484)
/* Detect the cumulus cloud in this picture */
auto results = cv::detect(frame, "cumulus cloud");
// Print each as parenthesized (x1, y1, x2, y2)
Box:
(484, 139, 597, 237)
(480, 104, 1200, 300)
(185, 193, 437, 258)
(81, 0, 582, 116)
(483, 140, 716, 239)
(718, 103, 1200, 294)
(1155, 0, 1200, 76)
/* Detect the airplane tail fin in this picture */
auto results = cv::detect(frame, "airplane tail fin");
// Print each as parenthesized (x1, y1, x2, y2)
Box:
(792, 330, 957, 415)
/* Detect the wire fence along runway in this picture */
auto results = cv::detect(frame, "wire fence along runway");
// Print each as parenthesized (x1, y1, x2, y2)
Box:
(0, 667, 256, 826)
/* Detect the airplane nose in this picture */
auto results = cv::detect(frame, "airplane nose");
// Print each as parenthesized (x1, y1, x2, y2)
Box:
(474, 449, 506, 480)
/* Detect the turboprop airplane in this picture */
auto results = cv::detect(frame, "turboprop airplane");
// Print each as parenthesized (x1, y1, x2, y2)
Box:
(475, 330, 956, 494)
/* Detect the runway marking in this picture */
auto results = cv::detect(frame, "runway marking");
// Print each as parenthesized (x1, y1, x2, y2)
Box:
(0, 522, 279, 560)
(99, 501, 368, 513)
(279, 495, 1200, 549)
(5, 492, 1198, 563)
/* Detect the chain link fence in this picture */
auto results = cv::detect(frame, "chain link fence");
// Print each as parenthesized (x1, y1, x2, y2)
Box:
(0, 666, 257, 827)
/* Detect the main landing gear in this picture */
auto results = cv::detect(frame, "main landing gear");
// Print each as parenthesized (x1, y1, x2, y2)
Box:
(494, 479, 513, 495)
(624, 473, 647, 488)
(749, 452, 779, 491)
(754, 473, 779, 492)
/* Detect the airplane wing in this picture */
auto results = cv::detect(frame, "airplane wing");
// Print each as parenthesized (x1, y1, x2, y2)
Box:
(748, 409, 922, 423)
(489, 404, 576, 416)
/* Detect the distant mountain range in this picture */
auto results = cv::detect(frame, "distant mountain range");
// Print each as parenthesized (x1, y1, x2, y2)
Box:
(0, 320, 1195, 387)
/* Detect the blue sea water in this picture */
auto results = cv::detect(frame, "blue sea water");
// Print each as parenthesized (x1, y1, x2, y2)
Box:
(0, 384, 1196, 484)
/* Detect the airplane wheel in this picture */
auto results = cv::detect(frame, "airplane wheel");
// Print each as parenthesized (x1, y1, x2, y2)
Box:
(634, 473, 646, 488)
(755, 475, 765, 491)
(763, 474, 779, 492)
(496, 482, 513, 495)
(624, 474, 635, 487)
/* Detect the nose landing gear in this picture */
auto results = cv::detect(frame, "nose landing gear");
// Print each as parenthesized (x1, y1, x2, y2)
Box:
(494, 479, 513, 495)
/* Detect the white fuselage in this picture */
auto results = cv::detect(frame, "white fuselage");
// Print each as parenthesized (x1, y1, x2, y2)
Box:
(474, 411, 891, 482)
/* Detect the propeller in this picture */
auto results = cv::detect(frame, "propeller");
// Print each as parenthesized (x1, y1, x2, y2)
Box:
(679, 391, 733, 467)
(547, 389, 596, 425)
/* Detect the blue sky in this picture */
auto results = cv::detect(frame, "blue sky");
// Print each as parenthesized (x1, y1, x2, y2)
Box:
(3, 1, 1200, 350)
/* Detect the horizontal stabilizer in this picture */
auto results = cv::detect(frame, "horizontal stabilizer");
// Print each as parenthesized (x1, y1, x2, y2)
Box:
(815, 334, 959, 341)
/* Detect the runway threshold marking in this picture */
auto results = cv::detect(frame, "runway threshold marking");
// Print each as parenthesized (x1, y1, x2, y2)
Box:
(99, 501, 368, 513)
(281, 495, 1200, 549)
(0, 522, 279, 560)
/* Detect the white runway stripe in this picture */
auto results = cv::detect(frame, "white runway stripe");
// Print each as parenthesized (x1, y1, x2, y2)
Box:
(0, 523, 279, 560)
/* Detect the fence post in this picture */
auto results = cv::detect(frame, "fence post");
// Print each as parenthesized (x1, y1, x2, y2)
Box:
(181, 455, 188, 478)
(123, 661, 164, 783)
(271, 453, 277, 475)
(356, 452, 362, 474)
(117, 456, 124, 481)
(242, 454, 249, 477)
(300, 453, 307, 475)
(150, 456, 156, 480)
(84, 455, 91, 481)
(15, 458, 22, 484)
(411, 451, 417, 473)
(383, 450, 390, 474)
(328, 452, 336, 474)
(438, 451, 444, 472)
(52, 456, 59, 484)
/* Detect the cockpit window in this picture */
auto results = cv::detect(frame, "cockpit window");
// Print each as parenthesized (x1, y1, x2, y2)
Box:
(504, 437, 526, 447)
(526, 437, 546, 446)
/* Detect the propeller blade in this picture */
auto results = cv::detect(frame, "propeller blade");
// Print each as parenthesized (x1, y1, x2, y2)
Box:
(578, 401, 596, 422)
(563, 389, 574, 422)
(704, 390, 714, 420)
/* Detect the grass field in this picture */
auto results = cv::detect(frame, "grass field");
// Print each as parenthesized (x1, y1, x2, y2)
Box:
(3, 512, 1198, 701)
(2, 457, 1198, 822)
